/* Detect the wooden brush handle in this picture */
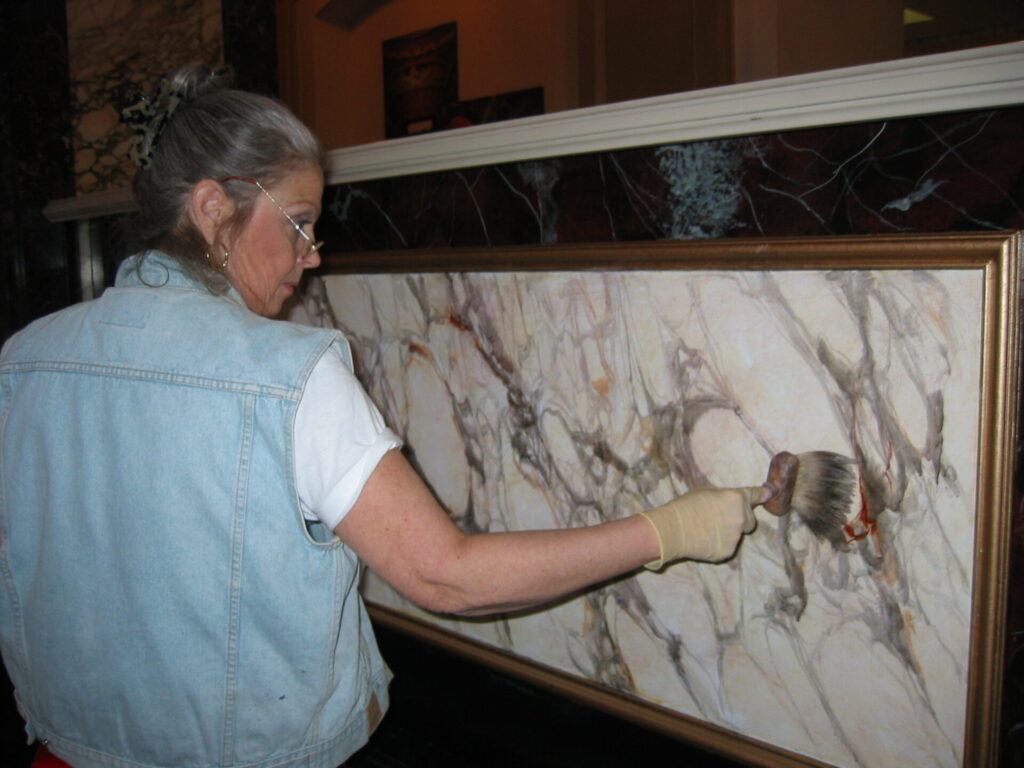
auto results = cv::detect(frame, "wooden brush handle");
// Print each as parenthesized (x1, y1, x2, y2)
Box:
(760, 451, 800, 516)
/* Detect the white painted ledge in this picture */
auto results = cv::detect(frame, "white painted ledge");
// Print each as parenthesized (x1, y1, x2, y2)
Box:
(326, 41, 1024, 184)
(45, 41, 1024, 222)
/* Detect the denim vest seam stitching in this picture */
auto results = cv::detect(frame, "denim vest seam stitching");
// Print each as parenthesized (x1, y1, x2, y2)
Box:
(222, 391, 255, 763)
(240, 713, 367, 768)
(38, 693, 376, 768)
(0, 387, 35, 724)
(35, 730, 160, 768)
(305, 552, 344, 745)
(0, 362, 301, 401)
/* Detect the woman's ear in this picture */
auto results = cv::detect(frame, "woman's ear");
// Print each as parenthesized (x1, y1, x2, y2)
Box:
(188, 179, 234, 248)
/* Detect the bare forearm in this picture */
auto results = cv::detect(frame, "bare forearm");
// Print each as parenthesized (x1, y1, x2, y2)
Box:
(338, 449, 753, 618)
(429, 515, 659, 616)
(338, 450, 659, 616)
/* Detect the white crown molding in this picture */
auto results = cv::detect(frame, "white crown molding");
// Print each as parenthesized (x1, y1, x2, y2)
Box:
(326, 41, 1024, 184)
(45, 42, 1024, 222)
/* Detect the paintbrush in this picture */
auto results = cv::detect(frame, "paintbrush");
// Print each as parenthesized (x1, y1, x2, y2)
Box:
(755, 451, 858, 545)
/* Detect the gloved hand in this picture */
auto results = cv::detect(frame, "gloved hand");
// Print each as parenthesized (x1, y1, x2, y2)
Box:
(638, 487, 760, 569)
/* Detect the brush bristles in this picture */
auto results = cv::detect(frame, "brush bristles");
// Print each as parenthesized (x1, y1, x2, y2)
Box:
(790, 451, 858, 546)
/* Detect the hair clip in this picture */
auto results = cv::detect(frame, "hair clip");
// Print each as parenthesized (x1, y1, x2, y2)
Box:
(121, 79, 184, 169)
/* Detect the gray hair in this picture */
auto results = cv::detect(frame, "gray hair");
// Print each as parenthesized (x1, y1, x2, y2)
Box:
(128, 65, 325, 292)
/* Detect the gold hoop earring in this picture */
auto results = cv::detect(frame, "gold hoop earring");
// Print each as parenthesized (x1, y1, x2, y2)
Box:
(205, 249, 230, 269)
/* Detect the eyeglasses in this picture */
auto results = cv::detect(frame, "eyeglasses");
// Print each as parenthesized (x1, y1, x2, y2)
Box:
(220, 176, 324, 259)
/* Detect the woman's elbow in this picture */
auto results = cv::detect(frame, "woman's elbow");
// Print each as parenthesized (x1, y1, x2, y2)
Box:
(399, 575, 526, 617)
(383, 548, 482, 616)
(400, 580, 480, 616)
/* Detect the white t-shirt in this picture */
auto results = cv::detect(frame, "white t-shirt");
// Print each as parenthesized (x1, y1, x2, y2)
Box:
(294, 348, 402, 531)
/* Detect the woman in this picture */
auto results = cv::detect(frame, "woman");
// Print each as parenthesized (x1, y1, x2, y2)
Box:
(0, 67, 761, 768)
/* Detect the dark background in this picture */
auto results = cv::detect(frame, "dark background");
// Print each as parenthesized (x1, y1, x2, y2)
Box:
(1, 3, 1021, 767)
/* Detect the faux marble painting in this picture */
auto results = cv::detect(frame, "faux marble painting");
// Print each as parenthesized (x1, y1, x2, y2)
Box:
(67, 0, 223, 194)
(296, 259, 988, 768)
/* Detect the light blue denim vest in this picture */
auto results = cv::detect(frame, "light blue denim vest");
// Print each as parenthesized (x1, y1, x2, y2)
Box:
(0, 252, 390, 768)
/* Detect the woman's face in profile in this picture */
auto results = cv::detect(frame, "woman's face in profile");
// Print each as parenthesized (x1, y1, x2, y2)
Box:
(226, 164, 324, 317)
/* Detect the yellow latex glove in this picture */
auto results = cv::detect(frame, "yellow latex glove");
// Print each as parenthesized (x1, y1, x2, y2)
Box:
(638, 487, 760, 569)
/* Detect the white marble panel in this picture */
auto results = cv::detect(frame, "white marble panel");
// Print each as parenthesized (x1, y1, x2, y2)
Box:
(305, 267, 983, 767)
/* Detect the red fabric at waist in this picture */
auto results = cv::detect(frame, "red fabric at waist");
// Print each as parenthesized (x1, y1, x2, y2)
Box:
(32, 745, 73, 768)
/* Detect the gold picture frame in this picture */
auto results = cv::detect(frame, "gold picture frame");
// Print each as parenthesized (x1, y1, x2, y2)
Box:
(315, 232, 1019, 768)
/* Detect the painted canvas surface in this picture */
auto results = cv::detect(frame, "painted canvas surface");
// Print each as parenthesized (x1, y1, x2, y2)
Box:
(300, 261, 987, 767)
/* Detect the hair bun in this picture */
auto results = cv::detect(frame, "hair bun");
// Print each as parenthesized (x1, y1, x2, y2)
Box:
(164, 64, 233, 102)
(121, 64, 232, 169)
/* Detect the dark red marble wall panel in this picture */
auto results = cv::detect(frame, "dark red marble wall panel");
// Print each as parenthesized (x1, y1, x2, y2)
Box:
(320, 107, 1024, 253)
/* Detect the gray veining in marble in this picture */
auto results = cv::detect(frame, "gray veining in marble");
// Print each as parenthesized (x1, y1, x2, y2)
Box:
(292, 261, 984, 768)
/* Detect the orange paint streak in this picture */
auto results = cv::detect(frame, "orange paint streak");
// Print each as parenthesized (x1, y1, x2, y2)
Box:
(843, 474, 879, 546)
(447, 312, 471, 332)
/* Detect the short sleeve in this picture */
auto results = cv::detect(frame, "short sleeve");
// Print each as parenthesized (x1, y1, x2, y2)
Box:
(294, 347, 403, 531)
